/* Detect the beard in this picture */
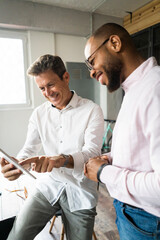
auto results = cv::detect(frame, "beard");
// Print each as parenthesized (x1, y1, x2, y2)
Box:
(103, 60, 123, 92)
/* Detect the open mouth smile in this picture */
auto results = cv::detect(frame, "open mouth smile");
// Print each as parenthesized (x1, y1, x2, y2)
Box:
(95, 71, 103, 81)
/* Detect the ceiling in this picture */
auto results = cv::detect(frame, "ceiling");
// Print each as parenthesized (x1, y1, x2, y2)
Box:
(21, 0, 152, 18)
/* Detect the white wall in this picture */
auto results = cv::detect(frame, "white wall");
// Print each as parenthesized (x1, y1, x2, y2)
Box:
(55, 34, 86, 63)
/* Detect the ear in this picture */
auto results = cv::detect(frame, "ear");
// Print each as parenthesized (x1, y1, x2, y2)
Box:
(109, 35, 122, 53)
(62, 71, 70, 84)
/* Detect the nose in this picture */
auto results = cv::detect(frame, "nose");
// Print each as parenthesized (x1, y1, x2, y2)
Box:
(90, 69, 96, 79)
(45, 87, 50, 97)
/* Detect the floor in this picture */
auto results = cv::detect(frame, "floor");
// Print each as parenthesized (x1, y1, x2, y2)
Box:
(94, 184, 119, 240)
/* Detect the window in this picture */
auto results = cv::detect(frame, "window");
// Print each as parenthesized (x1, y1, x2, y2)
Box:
(0, 29, 30, 109)
(132, 23, 160, 65)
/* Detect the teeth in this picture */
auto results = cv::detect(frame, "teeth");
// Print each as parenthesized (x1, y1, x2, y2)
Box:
(50, 93, 58, 100)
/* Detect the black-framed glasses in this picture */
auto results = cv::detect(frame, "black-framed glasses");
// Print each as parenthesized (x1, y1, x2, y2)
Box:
(85, 38, 109, 71)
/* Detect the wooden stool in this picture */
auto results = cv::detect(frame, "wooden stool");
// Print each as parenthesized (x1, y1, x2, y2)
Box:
(49, 210, 97, 240)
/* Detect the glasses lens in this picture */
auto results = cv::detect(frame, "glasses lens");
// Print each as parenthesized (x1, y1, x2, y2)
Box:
(85, 60, 92, 71)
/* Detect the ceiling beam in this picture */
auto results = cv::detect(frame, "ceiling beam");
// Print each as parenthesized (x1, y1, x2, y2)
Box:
(124, 0, 160, 34)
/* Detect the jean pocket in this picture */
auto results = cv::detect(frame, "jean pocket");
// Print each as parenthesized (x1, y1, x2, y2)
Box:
(122, 207, 154, 237)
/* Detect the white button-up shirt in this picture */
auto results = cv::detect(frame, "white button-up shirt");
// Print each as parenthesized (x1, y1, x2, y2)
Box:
(17, 92, 104, 212)
(101, 57, 160, 217)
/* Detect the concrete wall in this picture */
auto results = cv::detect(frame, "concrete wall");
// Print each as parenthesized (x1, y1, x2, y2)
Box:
(0, 0, 122, 36)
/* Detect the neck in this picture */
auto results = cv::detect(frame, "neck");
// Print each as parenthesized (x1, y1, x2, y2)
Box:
(61, 91, 73, 109)
(121, 52, 145, 82)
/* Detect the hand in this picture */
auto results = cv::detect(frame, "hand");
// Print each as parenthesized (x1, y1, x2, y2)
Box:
(20, 155, 65, 173)
(84, 155, 109, 182)
(0, 157, 22, 181)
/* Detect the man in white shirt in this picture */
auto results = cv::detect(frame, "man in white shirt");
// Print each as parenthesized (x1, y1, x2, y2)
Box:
(84, 23, 160, 239)
(0, 54, 104, 240)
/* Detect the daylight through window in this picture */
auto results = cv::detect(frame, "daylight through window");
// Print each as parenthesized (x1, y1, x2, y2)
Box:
(0, 30, 29, 108)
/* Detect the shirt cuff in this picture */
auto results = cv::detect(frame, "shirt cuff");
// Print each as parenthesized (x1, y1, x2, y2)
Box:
(71, 152, 84, 180)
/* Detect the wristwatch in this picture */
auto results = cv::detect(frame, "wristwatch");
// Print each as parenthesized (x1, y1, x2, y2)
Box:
(61, 154, 70, 167)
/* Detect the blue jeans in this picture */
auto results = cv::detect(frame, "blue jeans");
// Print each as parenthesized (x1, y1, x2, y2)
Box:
(113, 199, 160, 240)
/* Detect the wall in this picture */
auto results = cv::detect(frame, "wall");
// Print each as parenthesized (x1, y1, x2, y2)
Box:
(0, 0, 122, 37)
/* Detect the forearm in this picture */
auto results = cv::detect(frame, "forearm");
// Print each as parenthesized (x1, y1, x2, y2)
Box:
(100, 165, 160, 206)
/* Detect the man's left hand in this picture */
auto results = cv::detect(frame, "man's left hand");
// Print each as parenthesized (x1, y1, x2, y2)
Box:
(84, 155, 109, 182)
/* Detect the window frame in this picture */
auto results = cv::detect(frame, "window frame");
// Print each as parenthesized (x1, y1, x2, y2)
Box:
(0, 29, 31, 110)
(131, 22, 160, 65)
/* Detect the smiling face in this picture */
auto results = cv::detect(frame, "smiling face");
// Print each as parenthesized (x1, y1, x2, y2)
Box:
(35, 70, 72, 110)
(85, 36, 123, 92)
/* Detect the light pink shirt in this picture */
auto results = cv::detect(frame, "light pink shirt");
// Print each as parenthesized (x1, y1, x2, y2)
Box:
(101, 57, 160, 217)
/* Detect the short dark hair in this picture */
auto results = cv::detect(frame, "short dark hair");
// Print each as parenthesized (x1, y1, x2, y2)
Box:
(92, 23, 134, 47)
(27, 54, 66, 79)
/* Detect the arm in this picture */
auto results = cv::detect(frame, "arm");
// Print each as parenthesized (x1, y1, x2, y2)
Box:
(20, 154, 74, 173)
(72, 104, 104, 179)
(86, 84, 160, 207)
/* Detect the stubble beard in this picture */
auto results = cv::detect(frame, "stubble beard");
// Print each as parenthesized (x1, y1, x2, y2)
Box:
(104, 61, 123, 92)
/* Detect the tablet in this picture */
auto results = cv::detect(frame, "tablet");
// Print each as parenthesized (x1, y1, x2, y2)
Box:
(0, 148, 36, 180)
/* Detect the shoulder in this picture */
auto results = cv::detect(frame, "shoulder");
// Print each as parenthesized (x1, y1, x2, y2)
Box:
(77, 95, 101, 110)
(76, 96, 104, 120)
(31, 101, 50, 118)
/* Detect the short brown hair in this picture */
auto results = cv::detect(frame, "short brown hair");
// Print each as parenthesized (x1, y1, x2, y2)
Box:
(27, 54, 66, 79)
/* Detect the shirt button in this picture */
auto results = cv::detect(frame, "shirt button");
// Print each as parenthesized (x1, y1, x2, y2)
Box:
(60, 126, 62, 128)
(60, 140, 63, 143)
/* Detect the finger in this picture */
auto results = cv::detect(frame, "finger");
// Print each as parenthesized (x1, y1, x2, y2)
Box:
(47, 164, 53, 172)
(7, 173, 22, 181)
(47, 159, 56, 172)
(3, 168, 22, 179)
(20, 157, 39, 165)
(0, 157, 10, 167)
(84, 169, 88, 178)
(101, 155, 108, 160)
(34, 163, 42, 172)
(84, 164, 87, 174)
(31, 163, 36, 171)
(1, 163, 16, 174)
(34, 156, 46, 172)
(41, 158, 49, 172)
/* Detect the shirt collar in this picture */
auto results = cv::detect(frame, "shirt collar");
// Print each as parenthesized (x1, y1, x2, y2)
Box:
(121, 57, 158, 93)
(66, 91, 78, 109)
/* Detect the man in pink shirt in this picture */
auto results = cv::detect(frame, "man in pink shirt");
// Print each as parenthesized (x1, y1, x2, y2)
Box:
(84, 23, 160, 239)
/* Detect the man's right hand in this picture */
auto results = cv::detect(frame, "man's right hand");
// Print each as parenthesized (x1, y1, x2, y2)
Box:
(0, 157, 22, 181)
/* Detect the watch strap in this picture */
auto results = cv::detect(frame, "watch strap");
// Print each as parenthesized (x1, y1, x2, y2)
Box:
(61, 154, 70, 167)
